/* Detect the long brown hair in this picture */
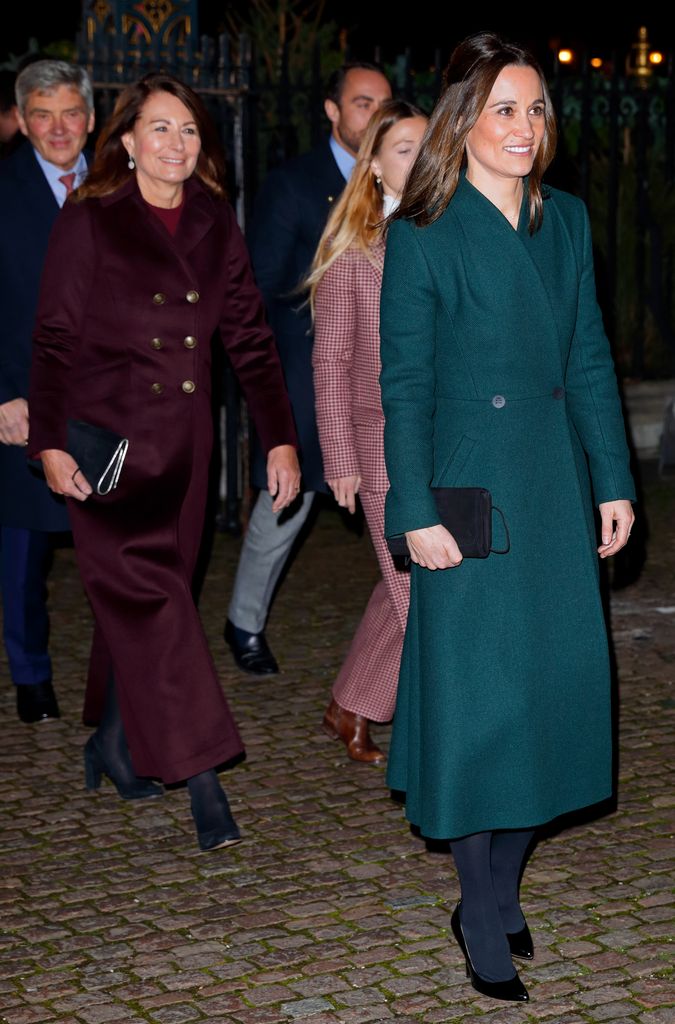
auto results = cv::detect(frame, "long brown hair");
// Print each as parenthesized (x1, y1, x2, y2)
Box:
(396, 33, 557, 233)
(306, 99, 425, 312)
(75, 72, 226, 201)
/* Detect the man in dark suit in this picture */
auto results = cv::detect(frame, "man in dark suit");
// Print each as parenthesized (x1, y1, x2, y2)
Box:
(225, 63, 391, 675)
(0, 60, 94, 722)
(0, 71, 22, 160)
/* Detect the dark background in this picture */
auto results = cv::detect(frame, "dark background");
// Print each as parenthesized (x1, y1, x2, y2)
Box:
(1, 3, 671, 71)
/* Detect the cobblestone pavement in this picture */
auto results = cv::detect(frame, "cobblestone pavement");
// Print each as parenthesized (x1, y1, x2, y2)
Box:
(1, 472, 673, 1024)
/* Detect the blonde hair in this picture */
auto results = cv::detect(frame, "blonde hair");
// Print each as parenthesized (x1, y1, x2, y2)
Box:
(306, 99, 425, 313)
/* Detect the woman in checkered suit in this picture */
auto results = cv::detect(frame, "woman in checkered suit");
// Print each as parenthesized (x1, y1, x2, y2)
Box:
(307, 101, 427, 763)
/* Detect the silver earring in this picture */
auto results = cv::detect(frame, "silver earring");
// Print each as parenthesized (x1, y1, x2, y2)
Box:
(375, 175, 381, 185)
(127, 155, 135, 170)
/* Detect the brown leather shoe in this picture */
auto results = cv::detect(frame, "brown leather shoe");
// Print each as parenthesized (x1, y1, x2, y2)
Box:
(321, 698, 386, 764)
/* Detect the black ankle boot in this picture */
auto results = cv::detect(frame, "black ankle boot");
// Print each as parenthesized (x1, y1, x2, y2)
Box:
(84, 733, 163, 800)
(84, 675, 162, 800)
(188, 769, 242, 852)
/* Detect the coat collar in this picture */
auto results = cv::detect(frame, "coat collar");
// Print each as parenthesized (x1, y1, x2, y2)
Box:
(453, 167, 530, 236)
(100, 174, 219, 261)
(432, 169, 566, 371)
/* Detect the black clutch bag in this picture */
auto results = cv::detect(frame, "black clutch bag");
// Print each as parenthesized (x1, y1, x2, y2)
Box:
(66, 419, 128, 496)
(386, 487, 510, 559)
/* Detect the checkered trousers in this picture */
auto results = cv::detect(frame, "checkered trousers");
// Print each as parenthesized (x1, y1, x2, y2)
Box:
(332, 490, 410, 722)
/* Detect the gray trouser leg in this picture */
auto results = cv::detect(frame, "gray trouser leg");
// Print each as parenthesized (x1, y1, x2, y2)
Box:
(227, 489, 315, 634)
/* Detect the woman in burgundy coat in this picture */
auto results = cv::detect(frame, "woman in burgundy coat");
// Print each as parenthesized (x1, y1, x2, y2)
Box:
(307, 101, 426, 763)
(28, 74, 300, 851)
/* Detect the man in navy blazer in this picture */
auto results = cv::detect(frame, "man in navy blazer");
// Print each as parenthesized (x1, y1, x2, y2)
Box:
(225, 63, 391, 675)
(0, 60, 94, 722)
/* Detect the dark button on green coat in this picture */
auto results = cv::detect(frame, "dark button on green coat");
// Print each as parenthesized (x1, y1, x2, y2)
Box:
(380, 173, 635, 839)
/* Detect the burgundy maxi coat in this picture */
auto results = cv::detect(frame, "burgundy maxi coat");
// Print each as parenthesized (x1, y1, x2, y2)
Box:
(28, 176, 297, 783)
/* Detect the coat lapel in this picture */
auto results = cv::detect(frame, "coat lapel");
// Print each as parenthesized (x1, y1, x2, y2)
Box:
(101, 176, 217, 286)
(173, 178, 218, 256)
(442, 173, 571, 376)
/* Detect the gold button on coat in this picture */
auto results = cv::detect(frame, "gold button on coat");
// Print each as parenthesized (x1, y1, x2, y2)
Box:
(151, 382, 164, 395)
(181, 380, 196, 394)
(152, 292, 166, 305)
(186, 290, 199, 304)
(151, 337, 163, 350)
(183, 335, 197, 349)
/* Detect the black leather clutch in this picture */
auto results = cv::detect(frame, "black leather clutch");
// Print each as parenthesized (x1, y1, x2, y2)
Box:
(386, 487, 510, 559)
(66, 419, 128, 496)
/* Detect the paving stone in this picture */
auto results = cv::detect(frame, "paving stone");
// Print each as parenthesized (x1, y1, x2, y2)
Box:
(280, 997, 334, 1018)
(630, 977, 675, 1008)
(638, 1011, 675, 1024)
(380, 974, 438, 996)
(76, 1006, 136, 1023)
(245, 984, 300, 1005)
(584, 1000, 644, 1020)
(334, 1010, 395, 1023)
(286, 975, 351, 998)
(146, 1007, 205, 1024)
(1, 1010, 58, 1024)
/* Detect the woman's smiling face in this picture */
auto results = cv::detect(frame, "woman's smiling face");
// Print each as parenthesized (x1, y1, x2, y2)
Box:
(122, 90, 201, 195)
(464, 65, 545, 187)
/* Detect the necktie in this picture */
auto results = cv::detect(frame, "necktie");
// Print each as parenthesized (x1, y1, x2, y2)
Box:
(59, 172, 77, 196)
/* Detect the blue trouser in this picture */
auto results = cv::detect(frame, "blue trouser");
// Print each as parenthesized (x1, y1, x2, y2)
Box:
(0, 525, 52, 686)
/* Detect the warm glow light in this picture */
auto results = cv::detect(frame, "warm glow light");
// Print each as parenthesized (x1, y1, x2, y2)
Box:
(558, 49, 574, 64)
(649, 51, 664, 65)
(590, 57, 603, 69)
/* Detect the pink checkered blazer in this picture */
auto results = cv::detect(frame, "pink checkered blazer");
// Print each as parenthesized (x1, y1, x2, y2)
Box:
(313, 239, 388, 493)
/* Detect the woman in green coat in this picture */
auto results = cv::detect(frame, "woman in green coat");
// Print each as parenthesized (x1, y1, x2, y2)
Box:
(379, 34, 635, 1002)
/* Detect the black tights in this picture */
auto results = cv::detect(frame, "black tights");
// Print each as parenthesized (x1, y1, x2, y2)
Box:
(94, 672, 149, 786)
(450, 828, 535, 982)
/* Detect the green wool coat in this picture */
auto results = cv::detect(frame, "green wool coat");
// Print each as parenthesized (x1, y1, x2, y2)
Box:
(380, 171, 636, 839)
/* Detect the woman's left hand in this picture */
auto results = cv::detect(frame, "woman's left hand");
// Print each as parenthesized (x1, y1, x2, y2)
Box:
(597, 499, 634, 558)
(40, 448, 93, 501)
(267, 444, 301, 513)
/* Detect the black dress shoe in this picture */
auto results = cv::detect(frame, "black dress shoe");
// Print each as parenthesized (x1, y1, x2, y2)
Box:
(450, 903, 529, 1002)
(507, 922, 534, 960)
(16, 681, 60, 723)
(224, 619, 279, 675)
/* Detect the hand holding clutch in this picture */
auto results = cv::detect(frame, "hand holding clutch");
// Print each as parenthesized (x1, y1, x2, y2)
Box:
(66, 419, 128, 496)
(406, 524, 463, 570)
(387, 487, 510, 566)
(40, 448, 93, 501)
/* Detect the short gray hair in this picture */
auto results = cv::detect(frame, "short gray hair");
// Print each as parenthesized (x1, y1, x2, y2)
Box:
(15, 60, 94, 116)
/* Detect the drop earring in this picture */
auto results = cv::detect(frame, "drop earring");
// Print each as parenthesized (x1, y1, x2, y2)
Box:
(127, 155, 135, 170)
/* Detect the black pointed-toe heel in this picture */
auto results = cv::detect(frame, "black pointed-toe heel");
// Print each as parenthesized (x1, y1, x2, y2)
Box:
(84, 735, 163, 801)
(507, 922, 534, 960)
(450, 903, 529, 1002)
